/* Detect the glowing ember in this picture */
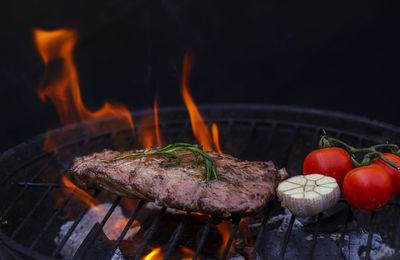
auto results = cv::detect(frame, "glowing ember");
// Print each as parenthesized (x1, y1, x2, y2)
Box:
(180, 50, 214, 152)
(180, 246, 197, 260)
(211, 122, 222, 154)
(143, 247, 163, 260)
(33, 28, 134, 150)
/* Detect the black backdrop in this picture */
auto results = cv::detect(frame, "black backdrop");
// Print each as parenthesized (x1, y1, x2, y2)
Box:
(1, 0, 399, 152)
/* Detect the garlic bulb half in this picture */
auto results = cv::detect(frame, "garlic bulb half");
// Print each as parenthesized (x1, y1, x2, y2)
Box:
(277, 174, 340, 217)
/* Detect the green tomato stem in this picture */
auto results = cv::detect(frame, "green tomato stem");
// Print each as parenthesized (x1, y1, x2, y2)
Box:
(319, 135, 400, 170)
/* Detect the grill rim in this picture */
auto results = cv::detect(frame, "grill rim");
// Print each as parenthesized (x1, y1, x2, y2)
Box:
(2, 104, 400, 162)
(1, 104, 400, 259)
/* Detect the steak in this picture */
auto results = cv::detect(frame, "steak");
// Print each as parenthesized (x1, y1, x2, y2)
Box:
(70, 148, 288, 218)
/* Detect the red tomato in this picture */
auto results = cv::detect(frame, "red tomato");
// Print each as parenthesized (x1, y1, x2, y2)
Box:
(343, 164, 392, 212)
(373, 153, 400, 195)
(303, 147, 353, 188)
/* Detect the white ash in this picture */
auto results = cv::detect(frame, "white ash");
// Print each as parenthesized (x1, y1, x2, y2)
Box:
(54, 203, 140, 260)
(228, 254, 245, 260)
(268, 209, 304, 232)
(340, 231, 395, 260)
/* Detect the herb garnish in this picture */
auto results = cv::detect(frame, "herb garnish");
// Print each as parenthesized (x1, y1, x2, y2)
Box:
(111, 143, 218, 182)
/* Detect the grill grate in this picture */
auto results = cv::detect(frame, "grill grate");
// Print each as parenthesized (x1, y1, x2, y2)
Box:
(1, 105, 400, 260)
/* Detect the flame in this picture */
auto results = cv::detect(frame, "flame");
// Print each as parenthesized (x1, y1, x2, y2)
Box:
(154, 95, 162, 147)
(215, 220, 233, 258)
(33, 28, 134, 150)
(180, 50, 213, 151)
(211, 123, 222, 154)
(138, 108, 156, 149)
(62, 176, 98, 211)
(180, 246, 196, 260)
(137, 96, 163, 149)
(143, 247, 163, 260)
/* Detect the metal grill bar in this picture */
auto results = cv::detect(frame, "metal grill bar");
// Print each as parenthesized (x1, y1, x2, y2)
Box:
(336, 136, 364, 259)
(310, 213, 323, 259)
(220, 120, 235, 149)
(1, 157, 55, 218)
(310, 127, 322, 151)
(237, 121, 256, 157)
(250, 203, 273, 260)
(29, 193, 73, 249)
(336, 204, 351, 260)
(134, 207, 166, 260)
(107, 200, 145, 260)
(1, 154, 52, 185)
(52, 190, 101, 256)
(279, 214, 296, 260)
(280, 126, 299, 166)
(264, 122, 277, 155)
(72, 196, 121, 260)
(221, 218, 241, 260)
(192, 217, 213, 260)
(395, 208, 400, 252)
(17, 182, 66, 188)
(163, 211, 191, 260)
(365, 212, 375, 260)
(11, 186, 52, 239)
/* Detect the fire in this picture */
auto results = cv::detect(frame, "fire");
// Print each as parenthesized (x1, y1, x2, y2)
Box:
(143, 247, 163, 260)
(154, 94, 162, 147)
(216, 220, 233, 258)
(33, 28, 134, 150)
(180, 50, 214, 152)
(138, 108, 156, 149)
(61, 176, 98, 211)
(180, 246, 196, 260)
(211, 123, 222, 154)
(138, 96, 163, 149)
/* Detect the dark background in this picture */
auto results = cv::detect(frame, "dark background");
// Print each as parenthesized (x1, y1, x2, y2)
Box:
(1, 0, 399, 153)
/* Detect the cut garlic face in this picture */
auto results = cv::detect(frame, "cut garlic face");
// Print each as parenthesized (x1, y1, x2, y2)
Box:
(277, 174, 340, 217)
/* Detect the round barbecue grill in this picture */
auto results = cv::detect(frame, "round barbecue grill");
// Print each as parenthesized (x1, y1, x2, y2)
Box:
(1, 105, 400, 260)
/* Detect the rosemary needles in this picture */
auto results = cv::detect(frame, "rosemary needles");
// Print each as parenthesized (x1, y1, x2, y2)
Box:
(111, 143, 218, 182)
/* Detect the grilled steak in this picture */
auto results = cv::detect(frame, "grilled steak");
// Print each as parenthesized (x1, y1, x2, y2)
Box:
(70, 149, 288, 218)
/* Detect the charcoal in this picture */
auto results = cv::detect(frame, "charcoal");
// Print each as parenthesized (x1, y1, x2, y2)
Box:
(256, 229, 338, 260)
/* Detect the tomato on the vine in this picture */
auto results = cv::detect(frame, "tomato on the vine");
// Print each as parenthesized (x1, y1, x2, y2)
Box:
(343, 164, 392, 212)
(372, 153, 400, 195)
(303, 147, 353, 188)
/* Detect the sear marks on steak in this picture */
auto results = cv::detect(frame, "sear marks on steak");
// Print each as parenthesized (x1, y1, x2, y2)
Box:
(70, 149, 288, 218)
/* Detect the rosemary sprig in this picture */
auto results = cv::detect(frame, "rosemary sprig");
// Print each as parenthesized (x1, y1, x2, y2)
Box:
(111, 143, 218, 182)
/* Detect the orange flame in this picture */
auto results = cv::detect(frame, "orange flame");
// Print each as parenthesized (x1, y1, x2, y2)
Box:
(180, 50, 214, 151)
(33, 28, 134, 150)
(137, 96, 163, 149)
(138, 108, 156, 149)
(215, 220, 233, 258)
(143, 247, 163, 260)
(180, 246, 197, 260)
(154, 95, 162, 147)
(62, 176, 98, 211)
(211, 123, 222, 154)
